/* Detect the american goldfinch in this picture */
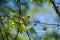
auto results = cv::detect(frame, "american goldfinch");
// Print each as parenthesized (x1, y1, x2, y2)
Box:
(23, 16, 30, 24)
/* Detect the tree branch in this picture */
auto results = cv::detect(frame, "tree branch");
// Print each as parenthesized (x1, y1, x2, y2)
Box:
(30, 20, 60, 26)
(15, 0, 21, 40)
(50, 0, 60, 17)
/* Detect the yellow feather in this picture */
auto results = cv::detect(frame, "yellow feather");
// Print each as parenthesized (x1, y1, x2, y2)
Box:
(23, 16, 30, 24)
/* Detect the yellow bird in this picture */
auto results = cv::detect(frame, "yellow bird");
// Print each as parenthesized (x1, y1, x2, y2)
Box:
(23, 16, 30, 24)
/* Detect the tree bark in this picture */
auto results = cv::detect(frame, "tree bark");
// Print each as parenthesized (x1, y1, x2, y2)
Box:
(50, 0, 60, 17)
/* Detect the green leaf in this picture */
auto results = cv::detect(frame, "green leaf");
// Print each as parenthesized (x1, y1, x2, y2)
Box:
(34, 0, 46, 4)
(43, 34, 48, 40)
(48, 0, 52, 7)
(42, 27, 47, 31)
(7, 7, 16, 13)
(1, 6, 16, 16)
(19, 24, 25, 33)
(29, 27, 37, 34)
(30, 0, 33, 2)
(9, 22, 15, 28)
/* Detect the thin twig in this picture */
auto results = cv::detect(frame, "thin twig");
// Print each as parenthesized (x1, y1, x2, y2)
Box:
(57, 19, 60, 32)
(0, 17, 9, 40)
(0, 30, 4, 40)
(26, 31, 31, 40)
(0, 7, 18, 24)
(39, 21, 60, 26)
(30, 20, 60, 26)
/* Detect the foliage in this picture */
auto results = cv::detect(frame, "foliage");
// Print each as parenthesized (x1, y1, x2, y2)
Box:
(0, 0, 60, 40)
(29, 27, 37, 34)
(43, 34, 48, 40)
